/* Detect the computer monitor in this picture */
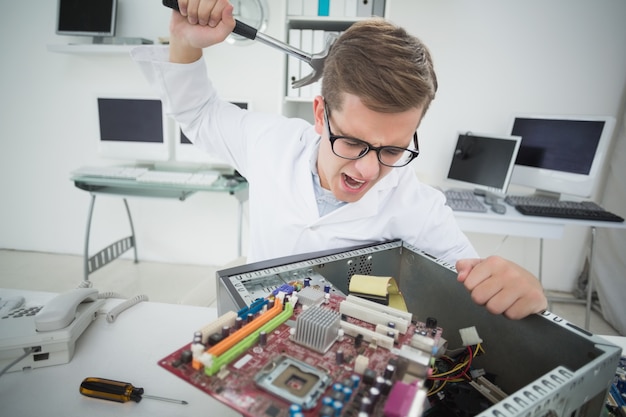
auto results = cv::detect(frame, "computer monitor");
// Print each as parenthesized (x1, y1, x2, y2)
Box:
(445, 132, 521, 195)
(56, 0, 117, 43)
(174, 101, 248, 166)
(97, 96, 171, 162)
(509, 114, 616, 199)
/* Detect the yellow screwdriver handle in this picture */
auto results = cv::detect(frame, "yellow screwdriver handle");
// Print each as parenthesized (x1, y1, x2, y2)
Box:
(80, 377, 144, 403)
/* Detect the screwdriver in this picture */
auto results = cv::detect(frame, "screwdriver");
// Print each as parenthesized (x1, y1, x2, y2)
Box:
(80, 377, 188, 405)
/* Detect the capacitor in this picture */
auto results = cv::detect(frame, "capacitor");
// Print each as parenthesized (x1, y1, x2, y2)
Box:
(259, 331, 267, 346)
(332, 383, 344, 393)
(319, 405, 335, 417)
(234, 316, 243, 329)
(359, 396, 373, 413)
(368, 387, 381, 405)
(426, 317, 438, 329)
(381, 379, 392, 395)
(355, 334, 364, 348)
(387, 321, 396, 329)
(247, 313, 254, 323)
(221, 325, 230, 337)
(350, 374, 361, 389)
(303, 278, 311, 287)
(342, 386, 353, 401)
(324, 284, 331, 293)
(383, 364, 395, 379)
(289, 404, 302, 416)
(332, 400, 343, 416)
(374, 376, 385, 391)
(322, 396, 334, 407)
(336, 350, 344, 365)
(192, 331, 202, 345)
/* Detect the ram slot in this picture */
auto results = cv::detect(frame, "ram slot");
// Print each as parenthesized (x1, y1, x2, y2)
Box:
(205, 301, 295, 376)
(340, 299, 409, 334)
(345, 295, 413, 323)
(339, 320, 395, 350)
(208, 297, 284, 357)
(197, 311, 238, 345)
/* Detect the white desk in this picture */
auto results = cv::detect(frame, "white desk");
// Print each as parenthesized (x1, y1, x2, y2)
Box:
(452, 205, 626, 330)
(0, 289, 239, 417)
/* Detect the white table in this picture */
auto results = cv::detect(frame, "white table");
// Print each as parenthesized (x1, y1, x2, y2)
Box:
(453, 206, 626, 329)
(0, 289, 239, 417)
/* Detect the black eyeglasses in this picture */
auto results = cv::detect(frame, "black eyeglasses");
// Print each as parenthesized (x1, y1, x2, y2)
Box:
(323, 102, 420, 168)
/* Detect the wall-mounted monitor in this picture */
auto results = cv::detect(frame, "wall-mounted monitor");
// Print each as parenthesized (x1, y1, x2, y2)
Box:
(445, 132, 521, 195)
(509, 114, 616, 199)
(174, 101, 248, 166)
(97, 96, 171, 162)
(56, 0, 117, 42)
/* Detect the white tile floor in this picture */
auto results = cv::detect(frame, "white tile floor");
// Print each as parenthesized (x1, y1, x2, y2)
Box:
(0, 249, 620, 336)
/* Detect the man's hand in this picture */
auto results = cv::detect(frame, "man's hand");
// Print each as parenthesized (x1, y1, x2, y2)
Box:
(169, 0, 236, 63)
(456, 256, 547, 319)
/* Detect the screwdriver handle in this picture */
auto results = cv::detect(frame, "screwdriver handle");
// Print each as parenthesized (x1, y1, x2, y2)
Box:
(80, 377, 144, 403)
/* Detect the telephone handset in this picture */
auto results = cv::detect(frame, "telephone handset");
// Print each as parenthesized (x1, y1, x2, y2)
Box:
(34, 288, 99, 331)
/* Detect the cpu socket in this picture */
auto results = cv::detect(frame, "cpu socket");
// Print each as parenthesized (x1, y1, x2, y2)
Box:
(254, 355, 331, 409)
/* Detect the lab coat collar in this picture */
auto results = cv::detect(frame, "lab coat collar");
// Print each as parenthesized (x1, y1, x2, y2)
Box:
(309, 167, 401, 226)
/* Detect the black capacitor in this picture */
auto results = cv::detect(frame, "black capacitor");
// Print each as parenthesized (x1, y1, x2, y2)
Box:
(426, 317, 438, 329)
(192, 331, 202, 345)
(221, 325, 230, 337)
(336, 350, 344, 365)
(374, 376, 385, 391)
(235, 316, 243, 329)
(247, 313, 254, 323)
(368, 387, 381, 405)
(359, 396, 373, 413)
(259, 331, 267, 346)
(381, 379, 392, 395)
(383, 364, 395, 379)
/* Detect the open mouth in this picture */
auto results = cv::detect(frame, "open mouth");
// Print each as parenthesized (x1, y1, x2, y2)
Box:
(342, 173, 366, 190)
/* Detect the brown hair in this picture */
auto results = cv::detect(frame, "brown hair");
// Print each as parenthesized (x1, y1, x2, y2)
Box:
(321, 18, 438, 115)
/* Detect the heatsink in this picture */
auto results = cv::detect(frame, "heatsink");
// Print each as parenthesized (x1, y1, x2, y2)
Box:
(292, 306, 340, 353)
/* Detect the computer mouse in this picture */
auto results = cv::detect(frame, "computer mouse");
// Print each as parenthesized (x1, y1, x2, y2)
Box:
(491, 203, 507, 215)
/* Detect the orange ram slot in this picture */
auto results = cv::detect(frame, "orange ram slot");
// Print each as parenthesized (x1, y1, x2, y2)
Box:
(207, 297, 284, 357)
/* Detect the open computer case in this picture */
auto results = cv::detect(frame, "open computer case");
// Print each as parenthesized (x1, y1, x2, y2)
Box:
(216, 240, 620, 417)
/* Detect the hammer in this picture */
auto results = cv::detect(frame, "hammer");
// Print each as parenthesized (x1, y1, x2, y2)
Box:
(162, 0, 337, 88)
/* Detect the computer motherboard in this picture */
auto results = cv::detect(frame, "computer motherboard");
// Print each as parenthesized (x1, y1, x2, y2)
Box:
(158, 283, 444, 417)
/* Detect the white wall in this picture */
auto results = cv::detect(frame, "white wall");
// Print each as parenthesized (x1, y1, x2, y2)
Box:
(1, 1, 625, 291)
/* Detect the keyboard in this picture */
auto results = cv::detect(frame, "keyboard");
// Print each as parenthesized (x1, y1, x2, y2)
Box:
(515, 205, 624, 222)
(443, 189, 488, 213)
(72, 166, 149, 180)
(135, 170, 219, 186)
(505, 195, 605, 211)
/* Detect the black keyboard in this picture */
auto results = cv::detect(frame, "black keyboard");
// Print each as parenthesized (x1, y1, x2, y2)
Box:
(515, 205, 624, 222)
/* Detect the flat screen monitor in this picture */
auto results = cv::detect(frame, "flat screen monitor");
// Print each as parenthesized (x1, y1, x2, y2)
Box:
(56, 0, 117, 41)
(174, 101, 248, 166)
(509, 114, 616, 198)
(97, 96, 170, 162)
(445, 132, 521, 195)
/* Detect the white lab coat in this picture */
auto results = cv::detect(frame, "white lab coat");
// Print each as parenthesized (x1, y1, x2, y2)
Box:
(131, 47, 477, 264)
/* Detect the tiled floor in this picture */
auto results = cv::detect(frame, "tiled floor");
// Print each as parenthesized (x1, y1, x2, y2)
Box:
(0, 249, 620, 336)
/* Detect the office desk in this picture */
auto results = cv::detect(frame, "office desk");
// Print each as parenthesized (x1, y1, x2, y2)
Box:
(452, 205, 626, 329)
(0, 289, 240, 417)
(72, 174, 248, 284)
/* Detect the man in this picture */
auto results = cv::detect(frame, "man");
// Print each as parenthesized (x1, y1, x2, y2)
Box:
(132, 0, 547, 319)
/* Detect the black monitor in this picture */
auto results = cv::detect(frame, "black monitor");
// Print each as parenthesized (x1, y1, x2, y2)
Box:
(445, 132, 521, 195)
(97, 96, 170, 162)
(56, 0, 117, 42)
(509, 114, 616, 198)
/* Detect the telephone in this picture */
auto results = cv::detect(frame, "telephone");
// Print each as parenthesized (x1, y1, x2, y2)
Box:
(0, 288, 104, 373)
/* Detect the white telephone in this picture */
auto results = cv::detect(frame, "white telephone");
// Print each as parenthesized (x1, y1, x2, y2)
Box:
(0, 288, 104, 373)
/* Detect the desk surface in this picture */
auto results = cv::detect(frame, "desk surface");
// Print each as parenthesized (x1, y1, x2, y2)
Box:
(2, 289, 623, 417)
(0, 289, 239, 417)
(452, 202, 626, 239)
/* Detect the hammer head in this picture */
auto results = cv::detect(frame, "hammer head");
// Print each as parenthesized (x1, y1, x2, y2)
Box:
(292, 33, 338, 89)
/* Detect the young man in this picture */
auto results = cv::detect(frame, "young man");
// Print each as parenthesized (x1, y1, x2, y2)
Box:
(131, 0, 547, 319)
